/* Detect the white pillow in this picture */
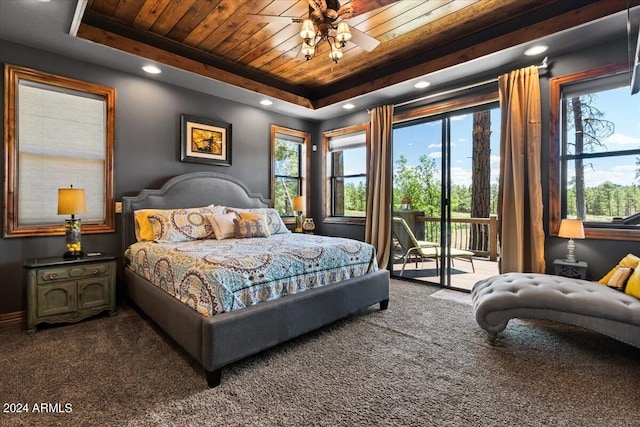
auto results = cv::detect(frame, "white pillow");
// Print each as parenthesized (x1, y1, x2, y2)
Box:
(208, 212, 237, 240)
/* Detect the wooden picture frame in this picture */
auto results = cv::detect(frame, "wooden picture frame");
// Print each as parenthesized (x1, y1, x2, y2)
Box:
(181, 114, 231, 166)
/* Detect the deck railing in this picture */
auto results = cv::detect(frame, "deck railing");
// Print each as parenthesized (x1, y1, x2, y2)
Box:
(417, 215, 499, 261)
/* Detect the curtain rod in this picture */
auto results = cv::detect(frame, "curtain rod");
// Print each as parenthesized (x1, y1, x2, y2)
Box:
(394, 57, 549, 109)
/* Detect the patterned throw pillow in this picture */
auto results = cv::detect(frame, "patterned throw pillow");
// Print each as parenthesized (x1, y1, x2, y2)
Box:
(606, 266, 634, 291)
(234, 215, 271, 239)
(208, 212, 238, 240)
(148, 206, 218, 242)
(227, 207, 290, 235)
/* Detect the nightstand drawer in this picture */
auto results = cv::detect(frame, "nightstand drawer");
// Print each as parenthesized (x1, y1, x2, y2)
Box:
(36, 262, 110, 284)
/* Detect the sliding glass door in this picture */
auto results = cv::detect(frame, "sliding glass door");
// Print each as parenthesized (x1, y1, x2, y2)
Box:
(391, 102, 500, 290)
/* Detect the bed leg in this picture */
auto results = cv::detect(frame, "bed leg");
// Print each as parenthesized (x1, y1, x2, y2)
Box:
(205, 369, 222, 388)
(379, 299, 389, 310)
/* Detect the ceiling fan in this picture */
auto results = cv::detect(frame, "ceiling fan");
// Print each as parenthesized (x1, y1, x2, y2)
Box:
(247, 0, 398, 63)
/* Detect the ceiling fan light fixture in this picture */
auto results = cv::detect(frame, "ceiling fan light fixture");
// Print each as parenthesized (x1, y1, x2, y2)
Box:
(329, 44, 343, 63)
(336, 21, 351, 44)
(300, 19, 316, 41)
(302, 41, 315, 61)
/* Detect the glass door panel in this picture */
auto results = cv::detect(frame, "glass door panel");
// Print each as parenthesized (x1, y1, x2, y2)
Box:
(391, 120, 442, 283)
(391, 105, 501, 291)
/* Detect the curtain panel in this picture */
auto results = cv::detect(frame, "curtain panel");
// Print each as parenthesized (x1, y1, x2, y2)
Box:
(498, 66, 546, 273)
(366, 105, 394, 269)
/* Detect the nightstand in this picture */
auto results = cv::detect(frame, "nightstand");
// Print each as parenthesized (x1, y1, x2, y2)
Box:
(553, 259, 588, 280)
(24, 253, 117, 333)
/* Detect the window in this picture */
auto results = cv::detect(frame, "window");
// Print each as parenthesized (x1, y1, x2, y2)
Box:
(550, 63, 640, 240)
(270, 125, 310, 220)
(323, 123, 369, 223)
(3, 65, 115, 237)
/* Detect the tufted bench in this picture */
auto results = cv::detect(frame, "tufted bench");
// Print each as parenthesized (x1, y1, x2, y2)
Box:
(471, 272, 640, 349)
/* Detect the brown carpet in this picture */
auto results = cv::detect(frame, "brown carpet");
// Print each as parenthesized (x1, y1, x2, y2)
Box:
(1, 279, 639, 427)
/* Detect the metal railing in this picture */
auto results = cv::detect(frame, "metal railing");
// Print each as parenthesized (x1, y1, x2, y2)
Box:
(417, 215, 499, 261)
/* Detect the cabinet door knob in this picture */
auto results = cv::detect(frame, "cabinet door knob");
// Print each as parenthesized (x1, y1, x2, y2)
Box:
(92, 268, 100, 274)
(48, 273, 57, 279)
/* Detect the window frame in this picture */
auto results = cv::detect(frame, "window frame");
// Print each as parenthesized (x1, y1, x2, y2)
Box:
(322, 123, 370, 225)
(3, 64, 115, 238)
(549, 62, 640, 241)
(270, 125, 310, 223)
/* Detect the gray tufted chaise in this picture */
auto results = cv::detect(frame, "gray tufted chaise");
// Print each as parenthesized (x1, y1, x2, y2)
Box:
(471, 272, 640, 349)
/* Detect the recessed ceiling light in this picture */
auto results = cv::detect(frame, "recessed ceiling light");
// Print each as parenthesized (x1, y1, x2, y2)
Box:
(524, 45, 548, 56)
(142, 65, 161, 74)
(414, 81, 431, 89)
(343, 103, 355, 110)
(260, 99, 273, 106)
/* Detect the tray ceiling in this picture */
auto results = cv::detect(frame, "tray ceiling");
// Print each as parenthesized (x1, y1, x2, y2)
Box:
(76, 0, 634, 109)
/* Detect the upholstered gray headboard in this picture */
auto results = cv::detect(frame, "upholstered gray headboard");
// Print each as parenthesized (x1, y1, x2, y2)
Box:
(121, 172, 270, 251)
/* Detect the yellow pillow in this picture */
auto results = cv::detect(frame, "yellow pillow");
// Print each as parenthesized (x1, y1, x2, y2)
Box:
(625, 267, 640, 298)
(134, 209, 162, 241)
(598, 254, 640, 284)
(238, 212, 263, 221)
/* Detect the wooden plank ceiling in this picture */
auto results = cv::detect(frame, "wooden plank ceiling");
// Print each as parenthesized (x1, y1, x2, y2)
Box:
(77, 0, 631, 109)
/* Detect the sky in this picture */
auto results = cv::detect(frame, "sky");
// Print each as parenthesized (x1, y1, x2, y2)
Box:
(389, 86, 640, 189)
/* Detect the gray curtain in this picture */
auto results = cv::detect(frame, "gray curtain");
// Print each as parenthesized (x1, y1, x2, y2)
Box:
(497, 66, 546, 273)
(366, 105, 394, 269)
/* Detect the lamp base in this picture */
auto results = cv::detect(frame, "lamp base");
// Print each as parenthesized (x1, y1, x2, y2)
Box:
(64, 218, 83, 258)
(63, 251, 84, 259)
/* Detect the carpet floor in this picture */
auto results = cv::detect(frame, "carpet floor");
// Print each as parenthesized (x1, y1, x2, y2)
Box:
(1, 279, 639, 427)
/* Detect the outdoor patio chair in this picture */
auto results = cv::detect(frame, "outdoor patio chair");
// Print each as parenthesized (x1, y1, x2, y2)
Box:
(392, 217, 475, 276)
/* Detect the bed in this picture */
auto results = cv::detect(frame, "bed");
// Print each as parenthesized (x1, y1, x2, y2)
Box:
(121, 171, 390, 387)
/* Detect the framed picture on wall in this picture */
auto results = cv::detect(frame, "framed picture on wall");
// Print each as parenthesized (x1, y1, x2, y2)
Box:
(181, 114, 232, 166)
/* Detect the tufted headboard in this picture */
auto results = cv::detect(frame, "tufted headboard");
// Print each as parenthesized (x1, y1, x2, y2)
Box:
(121, 172, 270, 251)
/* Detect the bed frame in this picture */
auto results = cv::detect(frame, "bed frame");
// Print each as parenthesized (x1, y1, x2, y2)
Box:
(121, 172, 390, 387)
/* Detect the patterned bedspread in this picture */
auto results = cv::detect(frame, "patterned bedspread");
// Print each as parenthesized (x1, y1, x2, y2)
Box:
(125, 233, 378, 316)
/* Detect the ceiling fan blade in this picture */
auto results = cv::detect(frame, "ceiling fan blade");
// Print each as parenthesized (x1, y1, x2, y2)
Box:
(245, 14, 303, 25)
(349, 27, 380, 52)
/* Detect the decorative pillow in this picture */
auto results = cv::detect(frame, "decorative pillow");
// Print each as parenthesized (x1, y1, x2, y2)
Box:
(234, 215, 271, 239)
(134, 209, 162, 241)
(227, 207, 290, 235)
(605, 267, 634, 291)
(206, 205, 229, 215)
(624, 267, 640, 298)
(598, 254, 640, 284)
(208, 212, 238, 240)
(148, 206, 217, 242)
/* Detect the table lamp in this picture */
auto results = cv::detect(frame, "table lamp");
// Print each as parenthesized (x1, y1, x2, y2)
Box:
(58, 185, 86, 258)
(293, 195, 304, 233)
(558, 219, 584, 262)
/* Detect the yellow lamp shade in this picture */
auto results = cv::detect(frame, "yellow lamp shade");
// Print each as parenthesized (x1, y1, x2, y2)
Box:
(293, 195, 304, 212)
(57, 187, 86, 215)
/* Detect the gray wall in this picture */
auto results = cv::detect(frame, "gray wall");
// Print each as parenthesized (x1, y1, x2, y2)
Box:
(312, 36, 639, 282)
(2, 35, 638, 315)
(0, 40, 313, 315)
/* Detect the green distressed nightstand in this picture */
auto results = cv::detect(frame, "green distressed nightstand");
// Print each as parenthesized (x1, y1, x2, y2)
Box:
(24, 253, 117, 333)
